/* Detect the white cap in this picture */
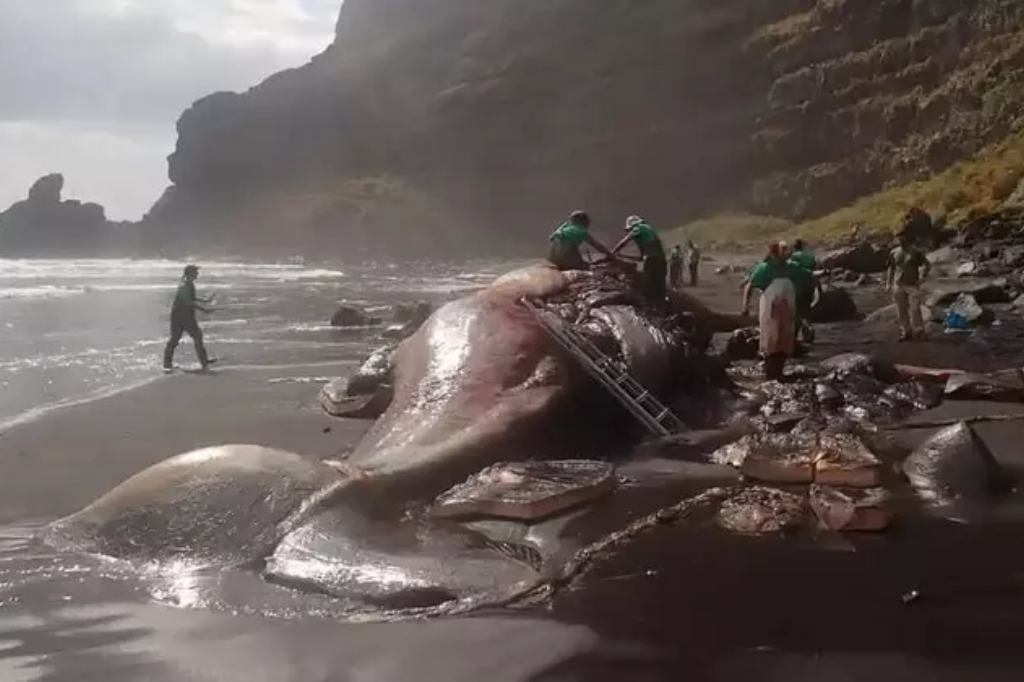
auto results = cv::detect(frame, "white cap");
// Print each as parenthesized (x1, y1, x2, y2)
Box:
(625, 215, 643, 230)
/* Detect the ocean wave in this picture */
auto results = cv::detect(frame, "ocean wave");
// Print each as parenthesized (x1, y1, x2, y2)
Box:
(0, 285, 82, 300)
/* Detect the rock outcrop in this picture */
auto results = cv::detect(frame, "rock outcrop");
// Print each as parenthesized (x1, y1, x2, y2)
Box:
(147, 0, 1024, 258)
(0, 174, 142, 256)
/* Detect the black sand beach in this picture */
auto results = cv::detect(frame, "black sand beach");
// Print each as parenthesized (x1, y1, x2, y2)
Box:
(4, 266, 1024, 681)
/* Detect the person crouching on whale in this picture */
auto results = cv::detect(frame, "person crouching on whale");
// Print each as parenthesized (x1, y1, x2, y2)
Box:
(741, 242, 814, 380)
(612, 215, 668, 308)
(547, 210, 620, 271)
(163, 264, 216, 372)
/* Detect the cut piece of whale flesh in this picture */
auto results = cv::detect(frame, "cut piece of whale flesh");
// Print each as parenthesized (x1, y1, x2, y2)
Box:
(429, 460, 617, 522)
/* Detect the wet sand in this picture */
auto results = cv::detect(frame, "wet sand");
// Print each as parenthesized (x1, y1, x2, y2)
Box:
(3, 269, 1024, 680)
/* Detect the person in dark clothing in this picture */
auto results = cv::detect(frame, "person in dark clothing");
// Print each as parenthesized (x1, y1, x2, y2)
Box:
(901, 206, 935, 249)
(669, 246, 684, 289)
(612, 215, 668, 307)
(547, 210, 619, 271)
(686, 240, 701, 286)
(163, 264, 215, 371)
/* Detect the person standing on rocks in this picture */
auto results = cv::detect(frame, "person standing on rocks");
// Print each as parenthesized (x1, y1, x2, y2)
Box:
(547, 210, 620, 271)
(669, 245, 684, 289)
(163, 264, 216, 372)
(788, 239, 819, 344)
(885, 232, 931, 341)
(742, 242, 814, 380)
(612, 215, 668, 307)
(686, 240, 701, 286)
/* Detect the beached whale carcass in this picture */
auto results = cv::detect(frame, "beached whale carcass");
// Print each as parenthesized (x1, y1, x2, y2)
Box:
(45, 263, 723, 613)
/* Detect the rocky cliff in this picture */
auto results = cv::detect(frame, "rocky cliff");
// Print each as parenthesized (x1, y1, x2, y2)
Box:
(149, 0, 1024, 258)
(0, 174, 141, 256)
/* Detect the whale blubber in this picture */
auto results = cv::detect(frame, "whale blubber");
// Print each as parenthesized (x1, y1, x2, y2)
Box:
(429, 461, 617, 522)
(717, 487, 806, 535)
(810, 485, 892, 532)
(812, 434, 884, 488)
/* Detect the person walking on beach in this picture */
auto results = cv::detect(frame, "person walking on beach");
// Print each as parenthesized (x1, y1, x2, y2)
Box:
(669, 246, 684, 289)
(163, 264, 215, 372)
(886, 231, 930, 341)
(686, 240, 701, 287)
(547, 210, 620, 271)
(612, 215, 668, 307)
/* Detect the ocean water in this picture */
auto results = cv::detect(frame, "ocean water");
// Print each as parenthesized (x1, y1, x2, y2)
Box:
(0, 258, 522, 429)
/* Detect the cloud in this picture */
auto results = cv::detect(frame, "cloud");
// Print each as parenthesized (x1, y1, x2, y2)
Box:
(0, 0, 340, 219)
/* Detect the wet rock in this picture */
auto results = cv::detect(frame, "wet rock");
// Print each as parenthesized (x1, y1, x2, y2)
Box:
(946, 293, 993, 326)
(955, 261, 987, 278)
(818, 243, 888, 274)
(347, 344, 396, 395)
(944, 370, 1024, 402)
(810, 288, 860, 323)
(392, 301, 433, 324)
(902, 422, 1006, 511)
(927, 245, 958, 265)
(725, 327, 760, 360)
(1004, 246, 1024, 268)
(319, 378, 393, 420)
(927, 281, 1012, 307)
(810, 485, 892, 532)
(716, 487, 806, 536)
(814, 381, 843, 408)
(330, 304, 382, 328)
(820, 353, 877, 380)
(428, 460, 617, 521)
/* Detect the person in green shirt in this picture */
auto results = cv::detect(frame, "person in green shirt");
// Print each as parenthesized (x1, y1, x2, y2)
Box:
(547, 210, 619, 271)
(612, 215, 668, 306)
(741, 242, 814, 379)
(163, 264, 215, 371)
(886, 232, 931, 341)
(789, 239, 816, 271)
(787, 239, 820, 344)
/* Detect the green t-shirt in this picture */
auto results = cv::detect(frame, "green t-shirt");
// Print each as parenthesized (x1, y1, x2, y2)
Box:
(749, 260, 813, 296)
(789, 249, 816, 271)
(550, 222, 589, 246)
(627, 222, 664, 259)
(172, 280, 196, 312)
(888, 246, 927, 286)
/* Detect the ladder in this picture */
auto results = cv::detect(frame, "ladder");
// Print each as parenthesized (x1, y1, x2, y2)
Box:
(520, 297, 684, 438)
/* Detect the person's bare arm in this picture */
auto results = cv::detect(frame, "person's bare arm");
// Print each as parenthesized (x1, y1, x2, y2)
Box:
(584, 233, 619, 260)
(741, 282, 754, 317)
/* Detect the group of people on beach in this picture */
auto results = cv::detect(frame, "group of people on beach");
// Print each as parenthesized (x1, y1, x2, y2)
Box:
(545, 207, 934, 380)
(546, 210, 702, 306)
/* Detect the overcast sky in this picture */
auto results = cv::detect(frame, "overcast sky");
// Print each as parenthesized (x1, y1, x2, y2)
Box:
(0, 0, 342, 220)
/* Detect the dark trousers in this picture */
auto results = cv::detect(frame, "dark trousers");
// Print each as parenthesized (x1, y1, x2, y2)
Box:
(669, 262, 682, 288)
(163, 312, 209, 369)
(688, 263, 699, 286)
(642, 255, 668, 306)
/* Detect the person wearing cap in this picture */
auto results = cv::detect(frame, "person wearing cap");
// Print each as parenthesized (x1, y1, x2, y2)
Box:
(612, 215, 668, 306)
(163, 264, 215, 371)
(547, 210, 619, 271)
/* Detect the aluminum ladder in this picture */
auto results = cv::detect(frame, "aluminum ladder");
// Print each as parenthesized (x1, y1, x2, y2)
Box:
(520, 297, 684, 438)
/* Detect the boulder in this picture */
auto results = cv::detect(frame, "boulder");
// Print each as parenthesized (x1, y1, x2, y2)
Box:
(818, 243, 888, 274)
(27, 173, 64, 204)
(955, 261, 989, 278)
(810, 288, 860, 323)
(330, 304, 381, 328)
(927, 245, 958, 265)
(927, 281, 1012, 308)
(810, 485, 892, 532)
